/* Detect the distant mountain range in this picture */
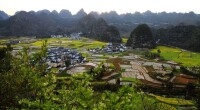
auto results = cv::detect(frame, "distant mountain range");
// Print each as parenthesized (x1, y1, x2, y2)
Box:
(1, 9, 200, 51)
(0, 11, 9, 20)
(0, 9, 122, 42)
(1, 9, 200, 36)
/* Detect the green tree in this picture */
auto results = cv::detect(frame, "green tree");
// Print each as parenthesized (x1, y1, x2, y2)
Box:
(65, 58, 71, 68)
(0, 44, 14, 109)
(0, 41, 48, 109)
(157, 49, 161, 54)
(0, 44, 12, 73)
(20, 74, 94, 109)
(87, 62, 106, 81)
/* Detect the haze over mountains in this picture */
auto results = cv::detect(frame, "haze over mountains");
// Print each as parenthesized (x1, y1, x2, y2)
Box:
(0, 9, 200, 35)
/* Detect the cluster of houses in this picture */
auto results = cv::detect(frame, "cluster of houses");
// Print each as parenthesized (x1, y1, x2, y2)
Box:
(8, 40, 21, 44)
(46, 47, 86, 71)
(89, 43, 127, 54)
(51, 35, 66, 38)
(50, 32, 82, 40)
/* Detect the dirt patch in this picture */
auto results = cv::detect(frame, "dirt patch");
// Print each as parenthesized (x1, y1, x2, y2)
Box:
(172, 74, 198, 85)
(145, 66, 155, 73)
(120, 60, 131, 65)
(106, 58, 122, 72)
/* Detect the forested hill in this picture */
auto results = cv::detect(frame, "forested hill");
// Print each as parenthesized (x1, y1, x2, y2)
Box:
(126, 24, 156, 49)
(76, 14, 121, 42)
(153, 25, 200, 52)
(0, 9, 121, 42)
(98, 11, 200, 35)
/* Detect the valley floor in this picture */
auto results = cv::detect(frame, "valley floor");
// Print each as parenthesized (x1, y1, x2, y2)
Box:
(0, 37, 199, 109)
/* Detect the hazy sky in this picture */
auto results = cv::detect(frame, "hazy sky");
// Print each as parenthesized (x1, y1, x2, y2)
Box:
(0, 0, 200, 15)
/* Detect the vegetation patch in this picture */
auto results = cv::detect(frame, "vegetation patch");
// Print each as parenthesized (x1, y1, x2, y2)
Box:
(122, 38, 128, 43)
(156, 103, 176, 110)
(121, 77, 138, 83)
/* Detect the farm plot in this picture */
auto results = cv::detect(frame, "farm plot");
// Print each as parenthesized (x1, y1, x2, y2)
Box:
(30, 37, 107, 50)
(171, 74, 199, 85)
(121, 72, 144, 79)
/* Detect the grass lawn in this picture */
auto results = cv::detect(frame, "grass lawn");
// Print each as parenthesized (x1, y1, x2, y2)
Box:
(151, 46, 200, 67)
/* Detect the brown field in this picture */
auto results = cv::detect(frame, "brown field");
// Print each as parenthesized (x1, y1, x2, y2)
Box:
(172, 74, 199, 85)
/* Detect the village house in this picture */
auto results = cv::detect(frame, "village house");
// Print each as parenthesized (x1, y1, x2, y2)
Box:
(70, 32, 82, 40)
(89, 43, 127, 54)
(8, 40, 20, 44)
(51, 35, 64, 38)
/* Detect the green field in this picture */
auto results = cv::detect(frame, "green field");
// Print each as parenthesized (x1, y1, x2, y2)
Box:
(0, 37, 108, 50)
(122, 38, 128, 43)
(151, 46, 200, 67)
(33, 37, 108, 50)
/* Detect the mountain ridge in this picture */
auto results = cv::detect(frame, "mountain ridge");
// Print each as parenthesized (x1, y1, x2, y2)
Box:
(1, 9, 200, 35)
(0, 11, 122, 43)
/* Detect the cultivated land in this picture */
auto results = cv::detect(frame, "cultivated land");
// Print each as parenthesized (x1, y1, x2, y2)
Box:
(0, 37, 199, 109)
(151, 46, 200, 67)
